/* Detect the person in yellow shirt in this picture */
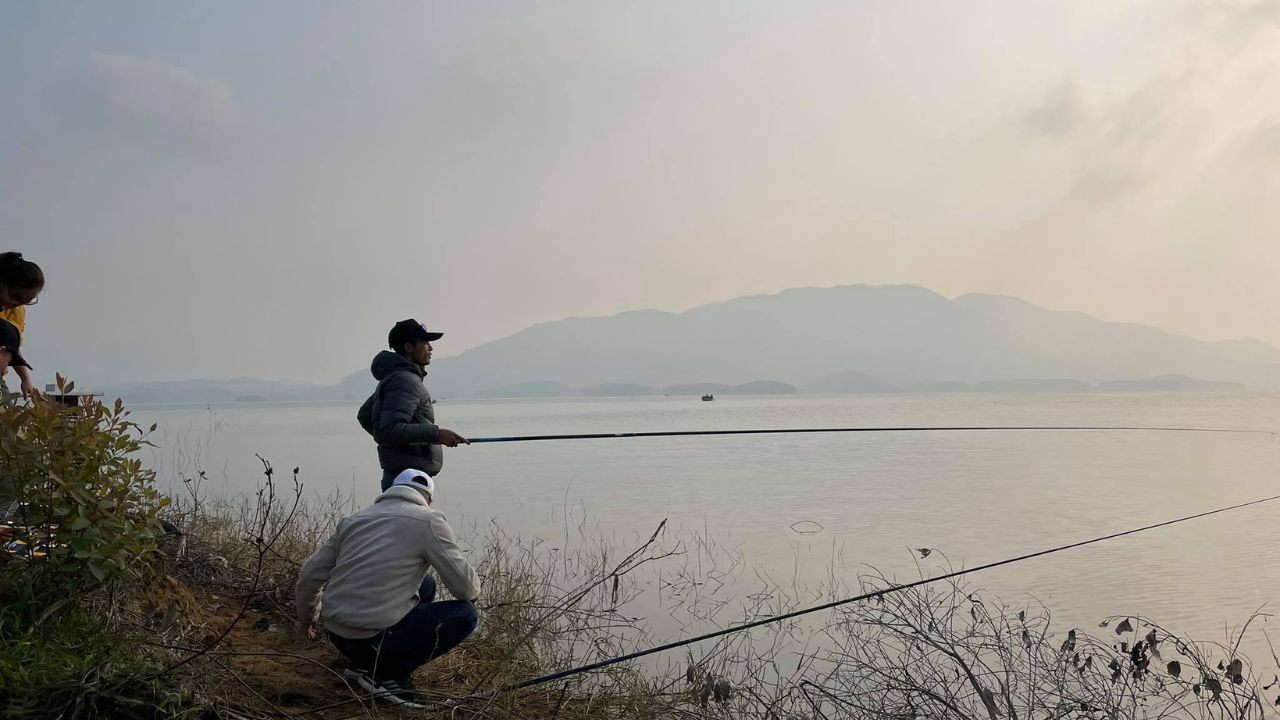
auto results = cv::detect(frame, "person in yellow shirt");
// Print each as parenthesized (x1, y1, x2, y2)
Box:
(0, 320, 31, 389)
(0, 252, 44, 399)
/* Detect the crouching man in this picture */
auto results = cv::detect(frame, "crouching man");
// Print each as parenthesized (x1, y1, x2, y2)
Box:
(295, 470, 480, 708)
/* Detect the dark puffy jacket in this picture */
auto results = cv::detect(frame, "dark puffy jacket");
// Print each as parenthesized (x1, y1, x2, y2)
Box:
(357, 351, 443, 475)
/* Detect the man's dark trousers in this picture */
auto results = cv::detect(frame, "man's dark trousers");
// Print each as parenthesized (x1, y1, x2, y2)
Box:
(329, 575, 479, 681)
(380, 469, 403, 492)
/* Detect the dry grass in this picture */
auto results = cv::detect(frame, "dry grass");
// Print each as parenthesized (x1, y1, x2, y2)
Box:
(132, 459, 701, 719)
(10, 450, 1277, 719)
(116, 459, 1280, 720)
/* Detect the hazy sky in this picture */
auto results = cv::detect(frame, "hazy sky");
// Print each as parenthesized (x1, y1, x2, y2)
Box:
(3, 1, 1279, 386)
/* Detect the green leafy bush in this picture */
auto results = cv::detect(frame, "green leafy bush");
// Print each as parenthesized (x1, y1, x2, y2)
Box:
(0, 587, 159, 719)
(0, 376, 168, 598)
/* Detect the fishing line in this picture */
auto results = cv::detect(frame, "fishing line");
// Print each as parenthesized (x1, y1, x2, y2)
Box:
(310, 491, 1280, 717)
(308, 424, 1276, 713)
(501, 491, 1280, 691)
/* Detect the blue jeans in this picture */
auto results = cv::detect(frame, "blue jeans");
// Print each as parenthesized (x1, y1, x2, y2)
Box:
(381, 468, 401, 492)
(329, 575, 479, 681)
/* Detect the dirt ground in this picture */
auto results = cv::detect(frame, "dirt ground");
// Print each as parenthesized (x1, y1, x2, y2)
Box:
(152, 579, 490, 719)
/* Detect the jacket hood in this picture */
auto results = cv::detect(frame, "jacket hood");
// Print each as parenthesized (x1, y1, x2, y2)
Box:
(370, 350, 425, 382)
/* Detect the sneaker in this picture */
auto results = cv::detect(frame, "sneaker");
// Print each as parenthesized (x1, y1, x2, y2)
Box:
(346, 670, 427, 709)
(381, 677, 429, 708)
(393, 676, 426, 704)
(397, 678, 475, 711)
(392, 676, 470, 710)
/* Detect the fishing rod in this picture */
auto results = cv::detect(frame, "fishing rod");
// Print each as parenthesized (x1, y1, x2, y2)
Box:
(499, 491, 1280, 693)
(467, 425, 1272, 444)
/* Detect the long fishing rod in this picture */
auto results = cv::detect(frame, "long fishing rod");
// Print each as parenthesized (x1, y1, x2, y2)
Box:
(468, 425, 1272, 444)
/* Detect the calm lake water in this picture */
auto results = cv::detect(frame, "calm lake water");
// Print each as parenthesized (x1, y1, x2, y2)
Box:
(134, 393, 1280, 665)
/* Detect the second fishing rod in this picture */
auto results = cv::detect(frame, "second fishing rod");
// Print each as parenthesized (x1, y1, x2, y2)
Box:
(462, 424, 1270, 444)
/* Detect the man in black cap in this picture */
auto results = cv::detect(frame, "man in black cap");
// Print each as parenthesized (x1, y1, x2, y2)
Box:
(358, 319, 469, 491)
(0, 319, 31, 400)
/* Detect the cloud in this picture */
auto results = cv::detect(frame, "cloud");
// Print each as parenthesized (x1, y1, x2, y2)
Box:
(1020, 1, 1280, 202)
(1023, 79, 1174, 200)
(1239, 116, 1280, 158)
(1191, 0, 1280, 36)
(52, 53, 240, 147)
(1024, 81, 1090, 138)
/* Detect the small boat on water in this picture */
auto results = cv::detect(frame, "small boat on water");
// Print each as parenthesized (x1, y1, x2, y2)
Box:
(701, 394, 714, 401)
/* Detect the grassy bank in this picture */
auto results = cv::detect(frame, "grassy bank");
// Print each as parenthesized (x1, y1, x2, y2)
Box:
(2, 388, 1277, 718)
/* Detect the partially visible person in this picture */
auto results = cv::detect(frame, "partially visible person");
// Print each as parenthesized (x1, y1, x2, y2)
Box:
(358, 319, 469, 491)
(0, 252, 44, 399)
(295, 469, 480, 708)
(0, 319, 32, 402)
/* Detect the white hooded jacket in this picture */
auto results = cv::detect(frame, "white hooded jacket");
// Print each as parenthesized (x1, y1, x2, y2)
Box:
(295, 485, 479, 639)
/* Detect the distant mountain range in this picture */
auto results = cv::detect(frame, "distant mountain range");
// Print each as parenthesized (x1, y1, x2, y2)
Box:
(95, 285, 1274, 403)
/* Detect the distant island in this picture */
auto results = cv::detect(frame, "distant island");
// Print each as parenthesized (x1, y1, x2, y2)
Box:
(1097, 375, 1244, 392)
(467, 379, 797, 399)
(664, 381, 796, 396)
(89, 284, 1274, 403)
(973, 378, 1093, 393)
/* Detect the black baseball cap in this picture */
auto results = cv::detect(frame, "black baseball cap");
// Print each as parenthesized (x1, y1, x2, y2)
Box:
(0, 320, 30, 369)
(388, 319, 444, 349)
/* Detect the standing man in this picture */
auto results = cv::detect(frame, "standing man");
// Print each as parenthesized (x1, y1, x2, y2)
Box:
(295, 469, 480, 708)
(358, 319, 469, 491)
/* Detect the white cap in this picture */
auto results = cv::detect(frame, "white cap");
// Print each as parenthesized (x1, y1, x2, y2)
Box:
(392, 468, 435, 497)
